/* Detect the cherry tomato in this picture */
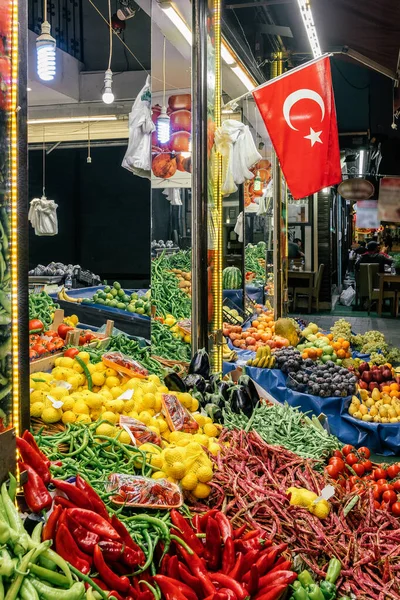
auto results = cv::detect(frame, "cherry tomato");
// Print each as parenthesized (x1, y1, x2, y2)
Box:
(387, 464, 400, 480)
(372, 485, 381, 500)
(391, 502, 400, 516)
(332, 450, 343, 458)
(362, 459, 372, 472)
(393, 480, 400, 493)
(349, 476, 360, 487)
(380, 483, 394, 493)
(357, 446, 371, 459)
(353, 463, 365, 477)
(342, 445, 355, 456)
(328, 457, 345, 472)
(373, 468, 387, 481)
(337, 476, 346, 489)
(381, 501, 392, 512)
(346, 453, 359, 466)
(382, 490, 397, 505)
(376, 479, 388, 487)
(374, 500, 381, 509)
(325, 465, 340, 479)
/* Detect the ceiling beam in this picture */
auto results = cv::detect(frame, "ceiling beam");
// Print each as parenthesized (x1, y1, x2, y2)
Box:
(226, 0, 293, 9)
(256, 24, 293, 37)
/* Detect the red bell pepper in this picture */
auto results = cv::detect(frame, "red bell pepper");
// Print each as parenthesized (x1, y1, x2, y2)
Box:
(171, 509, 204, 556)
(206, 516, 221, 570)
(17, 437, 50, 484)
(98, 540, 145, 568)
(19, 461, 52, 513)
(55, 523, 91, 574)
(51, 479, 94, 510)
(215, 512, 233, 543)
(22, 430, 50, 466)
(42, 504, 63, 541)
(66, 513, 100, 554)
(67, 508, 120, 540)
(153, 575, 198, 600)
(75, 474, 110, 521)
(93, 545, 130, 594)
(111, 515, 141, 551)
(54, 495, 77, 509)
(176, 545, 216, 596)
(210, 573, 247, 600)
(222, 537, 235, 574)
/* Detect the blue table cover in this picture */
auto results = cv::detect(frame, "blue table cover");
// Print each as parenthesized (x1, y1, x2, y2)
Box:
(223, 285, 264, 306)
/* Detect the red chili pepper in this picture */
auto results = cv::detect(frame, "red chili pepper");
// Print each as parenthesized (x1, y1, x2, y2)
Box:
(153, 575, 198, 600)
(198, 509, 218, 532)
(91, 578, 108, 591)
(42, 504, 63, 541)
(177, 563, 204, 598)
(232, 525, 247, 539)
(54, 495, 77, 509)
(254, 584, 289, 600)
(222, 537, 235, 574)
(75, 474, 110, 521)
(111, 515, 142, 551)
(176, 545, 216, 596)
(55, 523, 91, 574)
(167, 555, 180, 580)
(268, 560, 291, 574)
(66, 513, 100, 554)
(160, 555, 170, 575)
(108, 592, 125, 600)
(258, 570, 297, 590)
(247, 565, 259, 596)
(98, 540, 144, 568)
(210, 573, 247, 600)
(214, 512, 233, 543)
(93, 545, 130, 593)
(228, 552, 245, 581)
(206, 516, 221, 570)
(242, 545, 287, 582)
(19, 461, 52, 513)
(192, 515, 201, 533)
(217, 589, 236, 600)
(242, 530, 260, 541)
(51, 479, 94, 510)
(67, 508, 120, 540)
(235, 536, 272, 553)
(22, 430, 50, 466)
(235, 549, 260, 580)
(17, 438, 51, 484)
(171, 509, 204, 556)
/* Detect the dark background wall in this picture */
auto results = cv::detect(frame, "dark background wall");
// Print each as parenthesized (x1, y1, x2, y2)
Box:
(28, 146, 151, 287)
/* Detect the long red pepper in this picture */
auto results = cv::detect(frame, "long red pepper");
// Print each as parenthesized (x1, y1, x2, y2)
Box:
(55, 523, 91, 574)
(176, 545, 216, 596)
(206, 516, 221, 570)
(258, 570, 297, 590)
(22, 430, 50, 466)
(66, 513, 100, 554)
(254, 584, 289, 600)
(192, 515, 201, 533)
(67, 508, 120, 540)
(166, 555, 180, 580)
(153, 575, 198, 600)
(232, 524, 247, 539)
(247, 565, 260, 596)
(222, 537, 235, 574)
(152, 576, 189, 600)
(76, 474, 110, 521)
(215, 512, 233, 543)
(54, 495, 77, 509)
(171, 510, 204, 556)
(177, 563, 204, 598)
(98, 540, 144, 568)
(93, 545, 130, 593)
(17, 438, 50, 484)
(19, 461, 52, 513)
(228, 552, 245, 581)
(242, 545, 287, 582)
(198, 509, 218, 532)
(42, 504, 63, 541)
(268, 560, 291, 574)
(111, 515, 142, 551)
(51, 479, 94, 510)
(160, 555, 170, 575)
(210, 573, 247, 600)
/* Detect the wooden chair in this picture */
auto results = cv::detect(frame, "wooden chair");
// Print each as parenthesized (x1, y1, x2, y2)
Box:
(356, 264, 370, 308)
(367, 263, 396, 315)
(294, 264, 325, 313)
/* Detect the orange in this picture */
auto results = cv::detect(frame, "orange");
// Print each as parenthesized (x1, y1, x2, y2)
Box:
(337, 349, 346, 359)
(317, 348, 323, 357)
(327, 333, 333, 341)
(345, 351, 351, 359)
(302, 352, 308, 359)
(252, 320, 260, 328)
(390, 390, 400, 398)
(332, 342, 341, 351)
(390, 383, 399, 391)
(337, 337, 345, 344)
(382, 386, 391, 393)
(342, 341, 350, 350)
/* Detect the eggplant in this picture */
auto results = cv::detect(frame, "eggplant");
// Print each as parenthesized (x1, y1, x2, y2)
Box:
(191, 388, 206, 408)
(164, 372, 187, 393)
(205, 403, 223, 424)
(188, 348, 210, 379)
(238, 374, 260, 408)
(205, 392, 226, 409)
(216, 380, 231, 401)
(230, 385, 253, 418)
(184, 374, 206, 393)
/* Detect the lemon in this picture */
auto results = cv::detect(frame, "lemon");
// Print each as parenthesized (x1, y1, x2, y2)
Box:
(193, 414, 206, 427)
(158, 385, 169, 394)
(203, 416, 213, 425)
(111, 387, 124, 400)
(167, 462, 186, 480)
(73, 362, 84, 374)
(41, 407, 62, 423)
(157, 418, 168, 433)
(99, 389, 113, 402)
(143, 382, 158, 395)
(77, 374, 86, 386)
(148, 425, 160, 436)
(87, 364, 97, 374)
(102, 411, 119, 424)
(197, 465, 213, 483)
(142, 393, 156, 409)
(190, 398, 199, 412)
(92, 372, 106, 386)
(30, 390, 47, 403)
(164, 447, 185, 465)
(105, 368, 118, 378)
(193, 434, 209, 447)
(167, 477, 178, 485)
(62, 411, 77, 424)
(152, 471, 167, 480)
(148, 375, 161, 386)
(73, 401, 90, 415)
(77, 351, 90, 364)
(76, 414, 92, 424)
(30, 402, 45, 418)
(125, 378, 142, 390)
(84, 393, 103, 410)
(90, 410, 101, 421)
(204, 423, 218, 437)
(96, 423, 116, 437)
(185, 442, 202, 456)
(54, 358, 62, 367)
(106, 376, 121, 389)
(123, 399, 135, 412)
(128, 410, 140, 420)
(138, 411, 152, 425)
(208, 443, 221, 456)
(192, 483, 211, 499)
(62, 398, 75, 412)
(169, 431, 183, 444)
(180, 473, 198, 491)
(162, 430, 170, 441)
(150, 454, 164, 469)
(179, 393, 193, 409)
(154, 397, 162, 413)
(176, 438, 191, 448)
(95, 362, 106, 372)
(67, 375, 81, 390)
(118, 430, 132, 445)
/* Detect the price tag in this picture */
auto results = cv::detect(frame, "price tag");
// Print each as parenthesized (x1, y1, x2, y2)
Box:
(56, 380, 72, 390)
(47, 395, 64, 409)
(117, 389, 134, 401)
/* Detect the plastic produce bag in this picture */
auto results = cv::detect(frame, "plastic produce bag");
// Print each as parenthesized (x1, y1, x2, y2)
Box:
(340, 286, 356, 306)
(107, 474, 183, 508)
(120, 415, 161, 446)
(162, 393, 199, 433)
(122, 76, 154, 178)
(102, 351, 148, 378)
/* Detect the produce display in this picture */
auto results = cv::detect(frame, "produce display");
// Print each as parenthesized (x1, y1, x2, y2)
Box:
(81, 282, 152, 317)
(152, 253, 192, 318)
(29, 320, 100, 361)
(29, 291, 60, 327)
(245, 241, 267, 282)
(222, 266, 242, 290)
(151, 318, 191, 361)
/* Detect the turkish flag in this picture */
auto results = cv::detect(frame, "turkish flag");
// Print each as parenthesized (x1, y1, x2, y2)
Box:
(252, 56, 342, 199)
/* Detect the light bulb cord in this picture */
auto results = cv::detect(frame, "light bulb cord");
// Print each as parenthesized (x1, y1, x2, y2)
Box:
(42, 128, 46, 196)
(162, 36, 166, 108)
(107, 0, 112, 71)
(43, 0, 47, 22)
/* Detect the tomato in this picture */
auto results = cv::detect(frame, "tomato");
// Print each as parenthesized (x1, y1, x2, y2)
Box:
(374, 500, 381, 509)
(64, 348, 79, 359)
(381, 501, 392, 512)
(325, 465, 340, 479)
(328, 457, 345, 472)
(376, 478, 388, 486)
(58, 324, 74, 340)
(380, 483, 394, 493)
(357, 446, 371, 459)
(373, 468, 387, 481)
(387, 464, 400, 480)
(337, 476, 346, 489)
(348, 476, 360, 487)
(352, 463, 365, 477)
(393, 480, 400, 493)
(346, 453, 359, 466)
(332, 450, 343, 458)
(391, 502, 400, 516)
(372, 485, 381, 500)
(342, 445, 355, 456)
(382, 490, 397, 505)
(362, 459, 372, 472)
(46, 343, 56, 353)
(29, 319, 44, 332)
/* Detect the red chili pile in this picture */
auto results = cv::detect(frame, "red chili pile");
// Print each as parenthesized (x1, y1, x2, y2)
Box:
(206, 429, 400, 599)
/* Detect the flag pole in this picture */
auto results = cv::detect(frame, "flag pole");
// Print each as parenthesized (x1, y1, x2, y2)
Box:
(272, 150, 283, 319)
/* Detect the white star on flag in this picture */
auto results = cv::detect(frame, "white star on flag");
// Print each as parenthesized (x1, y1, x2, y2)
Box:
(304, 127, 323, 146)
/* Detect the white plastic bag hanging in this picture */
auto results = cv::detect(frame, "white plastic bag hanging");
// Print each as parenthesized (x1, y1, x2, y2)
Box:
(122, 76, 155, 178)
(162, 188, 182, 206)
(28, 196, 58, 236)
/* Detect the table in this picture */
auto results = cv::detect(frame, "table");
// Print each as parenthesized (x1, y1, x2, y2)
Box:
(288, 270, 315, 312)
(378, 273, 400, 317)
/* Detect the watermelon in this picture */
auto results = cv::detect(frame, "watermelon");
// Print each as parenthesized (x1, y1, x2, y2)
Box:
(223, 266, 242, 289)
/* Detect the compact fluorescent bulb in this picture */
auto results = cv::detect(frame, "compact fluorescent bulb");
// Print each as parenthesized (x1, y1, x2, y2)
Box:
(36, 21, 56, 81)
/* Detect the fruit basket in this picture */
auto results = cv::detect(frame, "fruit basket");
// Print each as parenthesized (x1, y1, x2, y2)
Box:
(222, 297, 245, 326)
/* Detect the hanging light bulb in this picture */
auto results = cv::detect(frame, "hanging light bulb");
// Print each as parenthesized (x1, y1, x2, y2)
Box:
(157, 37, 170, 144)
(36, 21, 56, 81)
(102, 69, 114, 104)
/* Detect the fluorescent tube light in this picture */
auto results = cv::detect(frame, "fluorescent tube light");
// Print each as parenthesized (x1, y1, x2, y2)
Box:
(27, 116, 118, 124)
(297, 0, 322, 58)
(221, 41, 236, 65)
(231, 65, 256, 92)
(161, 5, 192, 45)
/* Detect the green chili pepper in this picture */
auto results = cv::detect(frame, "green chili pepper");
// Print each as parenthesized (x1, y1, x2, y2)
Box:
(325, 558, 342, 584)
(30, 579, 85, 600)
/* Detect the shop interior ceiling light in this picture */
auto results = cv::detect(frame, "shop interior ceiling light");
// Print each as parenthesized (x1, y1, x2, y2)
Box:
(102, 0, 115, 104)
(160, 2, 192, 45)
(36, 0, 56, 82)
(28, 116, 117, 124)
(296, 0, 321, 58)
(157, 36, 170, 144)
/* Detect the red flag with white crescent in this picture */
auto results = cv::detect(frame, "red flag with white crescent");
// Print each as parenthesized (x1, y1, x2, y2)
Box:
(252, 56, 342, 199)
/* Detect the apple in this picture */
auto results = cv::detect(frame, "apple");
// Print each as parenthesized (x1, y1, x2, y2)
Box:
(358, 362, 370, 373)
(374, 372, 384, 384)
(382, 368, 393, 381)
(361, 371, 373, 383)
(369, 382, 380, 392)
(358, 380, 368, 390)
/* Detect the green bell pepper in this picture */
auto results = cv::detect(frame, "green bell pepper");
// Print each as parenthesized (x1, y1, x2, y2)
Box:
(307, 584, 325, 600)
(326, 558, 341, 584)
(298, 570, 314, 587)
(320, 581, 336, 600)
(338, 597, 351, 600)
(293, 587, 309, 600)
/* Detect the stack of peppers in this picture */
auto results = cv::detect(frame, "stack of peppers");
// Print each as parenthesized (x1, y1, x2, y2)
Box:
(290, 560, 347, 600)
(156, 509, 297, 600)
(16, 432, 53, 512)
